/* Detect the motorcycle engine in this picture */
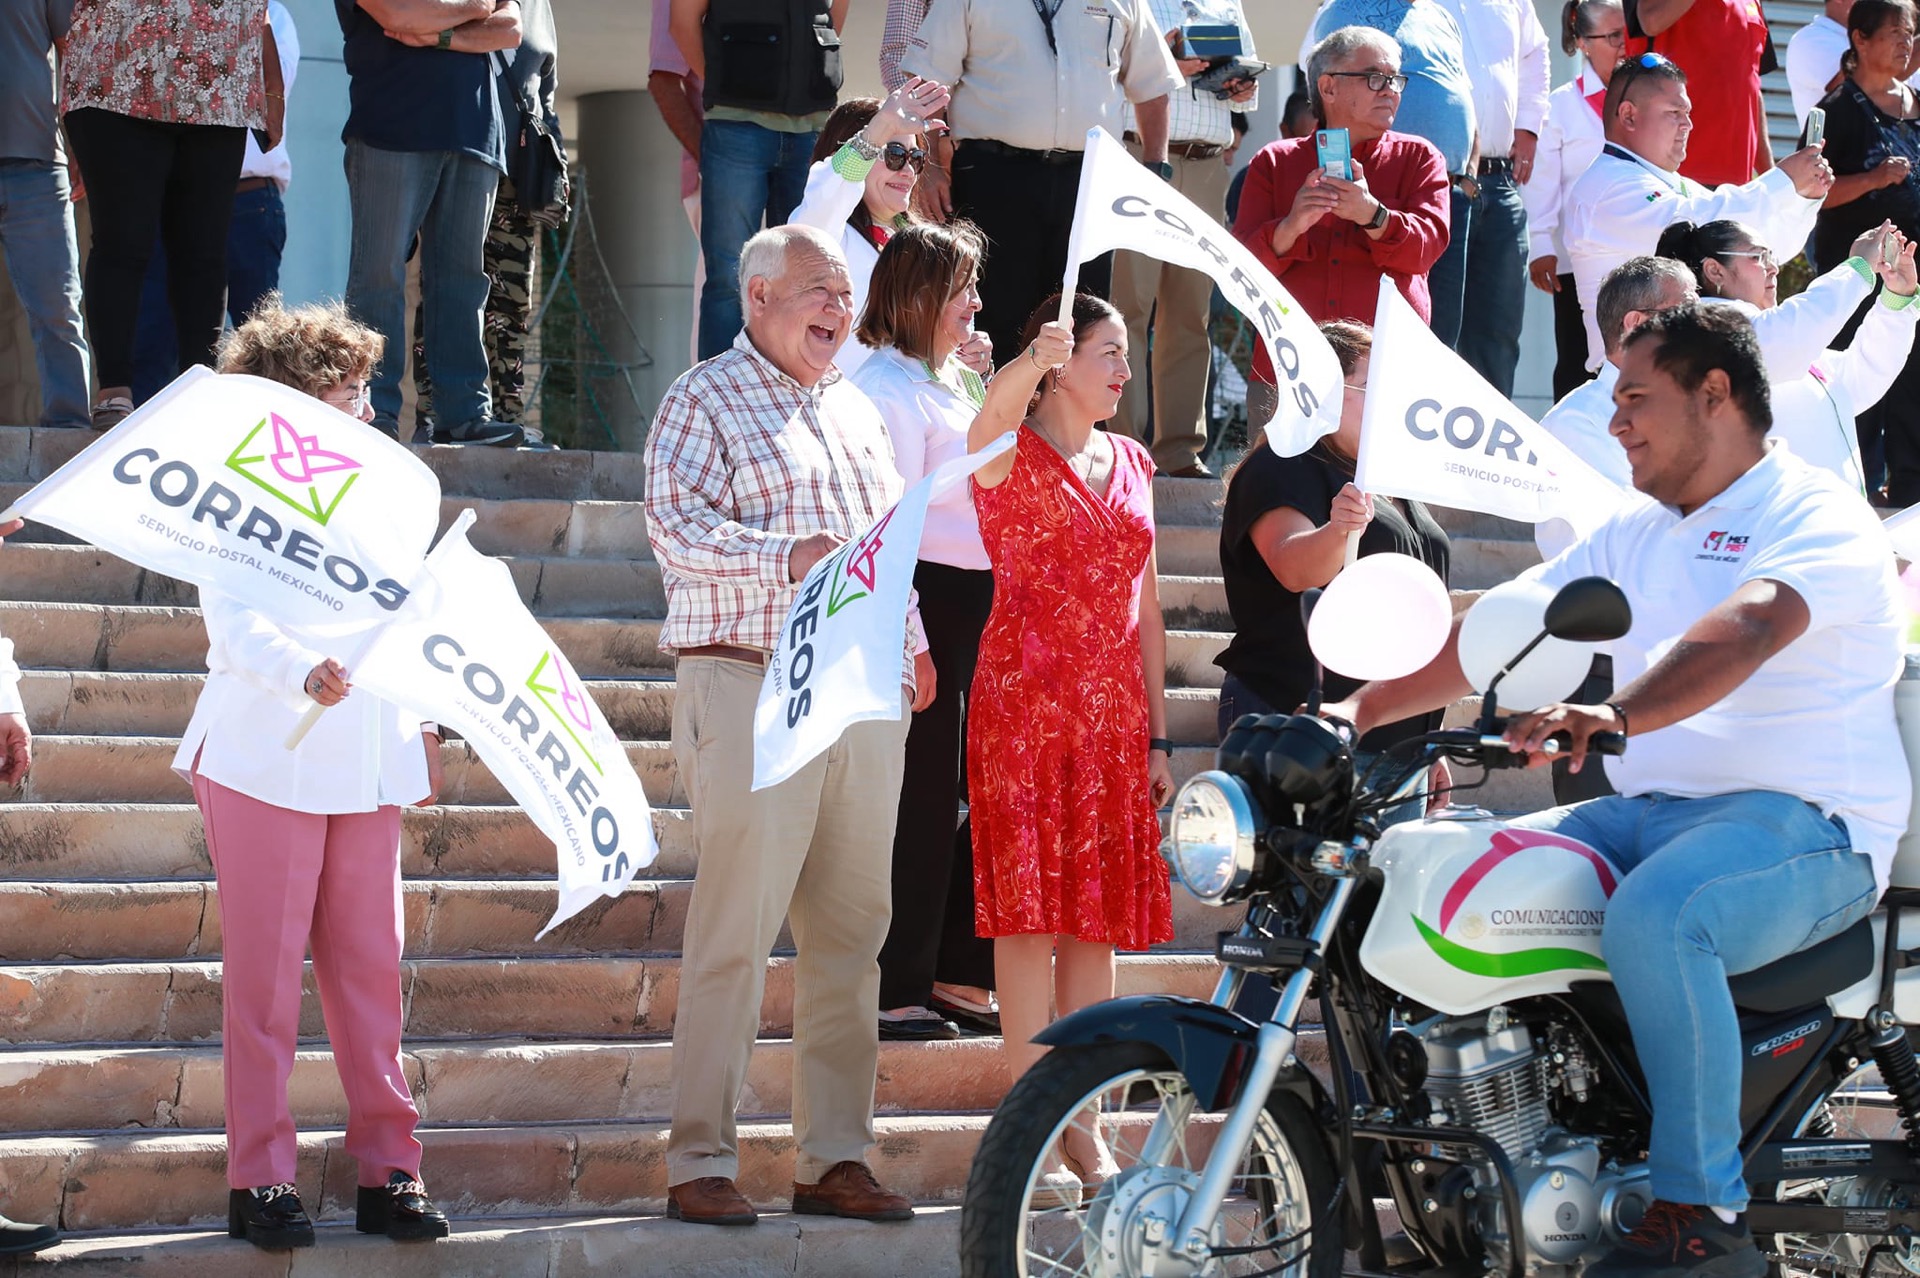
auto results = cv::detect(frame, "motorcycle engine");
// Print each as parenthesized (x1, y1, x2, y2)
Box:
(1413, 1015, 1652, 1272)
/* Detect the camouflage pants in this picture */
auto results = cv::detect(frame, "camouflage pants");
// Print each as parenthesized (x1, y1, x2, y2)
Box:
(413, 175, 535, 427)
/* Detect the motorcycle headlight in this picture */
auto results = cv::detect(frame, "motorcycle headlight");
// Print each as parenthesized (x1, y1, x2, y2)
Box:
(1168, 771, 1262, 905)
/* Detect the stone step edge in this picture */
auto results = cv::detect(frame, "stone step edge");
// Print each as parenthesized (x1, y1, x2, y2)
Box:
(0, 1210, 969, 1278)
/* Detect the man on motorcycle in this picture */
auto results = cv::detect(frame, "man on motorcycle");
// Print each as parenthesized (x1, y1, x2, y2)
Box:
(1323, 302, 1911, 1278)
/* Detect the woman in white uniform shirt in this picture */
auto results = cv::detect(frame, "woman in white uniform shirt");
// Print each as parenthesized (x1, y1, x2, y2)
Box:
(787, 77, 954, 378)
(1656, 217, 1920, 495)
(184, 300, 449, 1251)
(851, 222, 1001, 1040)
(1526, 0, 1627, 399)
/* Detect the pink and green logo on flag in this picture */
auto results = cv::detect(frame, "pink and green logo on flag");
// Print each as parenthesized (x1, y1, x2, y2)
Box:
(225, 413, 364, 525)
(526, 649, 602, 776)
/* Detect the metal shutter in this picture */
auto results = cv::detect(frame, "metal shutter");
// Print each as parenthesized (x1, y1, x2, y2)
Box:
(1765, 0, 1830, 153)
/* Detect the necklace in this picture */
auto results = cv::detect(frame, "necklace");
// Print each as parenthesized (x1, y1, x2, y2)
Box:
(1034, 420, 1108, 483)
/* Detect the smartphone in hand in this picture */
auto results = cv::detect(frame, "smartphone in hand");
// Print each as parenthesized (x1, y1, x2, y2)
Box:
(1803, 106, 1826, 149)
(1316, 128, 1353, 181)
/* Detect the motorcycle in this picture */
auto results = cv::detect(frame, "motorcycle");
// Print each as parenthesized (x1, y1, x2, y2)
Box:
(959, 576, 1920, 1278)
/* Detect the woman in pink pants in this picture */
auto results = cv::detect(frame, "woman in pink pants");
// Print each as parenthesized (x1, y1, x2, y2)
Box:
(174, 299, 449, 1251)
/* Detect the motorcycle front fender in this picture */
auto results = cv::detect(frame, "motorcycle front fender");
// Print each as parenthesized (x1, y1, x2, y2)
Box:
(1034, 993, 1329, 1114)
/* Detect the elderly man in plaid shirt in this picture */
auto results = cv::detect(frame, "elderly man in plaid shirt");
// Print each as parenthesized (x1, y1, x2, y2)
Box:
(644, 223, 935, 1229)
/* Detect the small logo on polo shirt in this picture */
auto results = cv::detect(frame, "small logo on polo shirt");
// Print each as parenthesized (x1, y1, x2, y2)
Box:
(1645, 191, 1664, 203)
(1698, 531, 1751, 561)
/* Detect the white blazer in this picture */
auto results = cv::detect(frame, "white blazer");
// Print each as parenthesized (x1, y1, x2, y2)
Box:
(1565, 146, 1821, 370)
(1524, 63, 1608, 267)
(172, 588, 431, 814)
(789, 154, 882, 378)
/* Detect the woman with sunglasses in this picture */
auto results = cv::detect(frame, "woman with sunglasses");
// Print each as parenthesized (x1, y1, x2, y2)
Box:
(181, 298, 449, 1251)
(1656, 216, 1920, 496)
(1812, 0, 1920, 502)
(1526, 0, 1628, 400)
(787, 77, 985, 377)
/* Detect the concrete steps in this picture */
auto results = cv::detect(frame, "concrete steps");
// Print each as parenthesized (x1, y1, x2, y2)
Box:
(0, 952, 1217, 1046)
(0, 1210, 967, 1277)
(0, 874, 1239, 961)
(0, 422, 1550, 1264)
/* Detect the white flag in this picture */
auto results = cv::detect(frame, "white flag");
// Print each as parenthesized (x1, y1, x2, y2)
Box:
(1061, 126, 1343, 456)
(1357, 282, 1622, 534)
(752, 434, 1017, 791)
(351, 522, 659, 937)
(8, 367, 440, 637)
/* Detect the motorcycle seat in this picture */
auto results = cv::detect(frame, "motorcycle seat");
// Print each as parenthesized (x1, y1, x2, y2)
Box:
(1725, 916, 1875, 1014)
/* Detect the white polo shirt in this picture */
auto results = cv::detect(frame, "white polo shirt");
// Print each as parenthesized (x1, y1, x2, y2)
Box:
(1527, 444, 1909, 891)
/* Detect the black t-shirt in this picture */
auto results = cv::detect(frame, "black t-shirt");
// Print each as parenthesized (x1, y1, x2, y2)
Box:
(1215, 443, 1452, 751)
(1813, 79, 1920, 271)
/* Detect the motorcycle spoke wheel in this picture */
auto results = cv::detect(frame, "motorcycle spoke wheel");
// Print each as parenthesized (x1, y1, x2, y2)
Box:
(1766, 1061, 1920, 1278)
(959, 1042, 1342, 1278)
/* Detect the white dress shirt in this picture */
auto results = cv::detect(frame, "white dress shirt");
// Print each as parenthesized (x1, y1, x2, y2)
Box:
(242, 0, 299, 190)
(901, 0, 1184, 152)
(851, 346, 991, 571)
(1707, 261, 1873, 387)
(1771, 291, 1920, 494)
(1564, 144, 1821, 369)
(1785, 14, 1920, 126)
(0, 634, 22, 717)
(171, 589, 431, 814)
(1536, 360, 1624, 559)
(787, 154, 883, 378)
(1431, 0, 1550, 160)
(1525, 63, 1608, 264)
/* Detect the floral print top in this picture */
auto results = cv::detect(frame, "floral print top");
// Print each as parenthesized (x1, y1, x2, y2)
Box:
(62, 0, 266, 129)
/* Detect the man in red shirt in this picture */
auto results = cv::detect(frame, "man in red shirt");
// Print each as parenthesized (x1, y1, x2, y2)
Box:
(1626, 0, 1776, 187)
(1231, 25, 1449, 414)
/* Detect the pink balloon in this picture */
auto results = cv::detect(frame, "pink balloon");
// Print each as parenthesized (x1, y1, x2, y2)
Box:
(1307, 552, 1452, 681)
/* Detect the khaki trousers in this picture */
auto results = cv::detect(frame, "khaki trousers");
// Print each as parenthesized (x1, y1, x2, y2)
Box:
(1111, 147, 1233, 472)
(666, 656, 911, 1187)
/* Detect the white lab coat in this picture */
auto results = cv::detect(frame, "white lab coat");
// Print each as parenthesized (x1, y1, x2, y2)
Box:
(1564, 145, 1822, 370)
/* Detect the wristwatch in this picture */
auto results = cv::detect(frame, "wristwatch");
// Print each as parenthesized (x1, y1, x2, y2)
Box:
(436, 27, 453, 49)
(1151, 160, 1175, 181)
(845, 133, 882, 163)
(1365, 199, 1389, 230)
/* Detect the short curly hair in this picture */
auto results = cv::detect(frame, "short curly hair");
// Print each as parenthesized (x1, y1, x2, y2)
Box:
(214, 295, 384, 399)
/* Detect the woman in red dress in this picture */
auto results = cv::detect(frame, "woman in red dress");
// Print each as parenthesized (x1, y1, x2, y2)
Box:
(965, 293, 1175, 1188)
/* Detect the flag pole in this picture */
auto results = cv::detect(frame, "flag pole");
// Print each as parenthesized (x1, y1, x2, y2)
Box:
(1056, 128, 1104, 324)
(283, 508, 477, 749)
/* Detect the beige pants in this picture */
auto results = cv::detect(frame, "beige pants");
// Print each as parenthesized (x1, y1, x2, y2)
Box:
(666, 656, 911, 1187)
(1111, 147, 1233, 472)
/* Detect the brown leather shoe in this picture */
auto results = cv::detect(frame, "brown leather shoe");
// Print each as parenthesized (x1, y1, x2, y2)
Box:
(792, 1161, 915, 1222)
(667, 1176, 758, 1226)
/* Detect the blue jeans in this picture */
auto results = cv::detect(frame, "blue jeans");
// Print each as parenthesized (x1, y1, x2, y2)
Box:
(1512, 791, 1879, 1209)
(0, 160, 90, 427)
(132, 182, 287, 404)
(1456, 170, 1528, 397)
(697, 118, 816, 360)
(344, 140, 499, 431)
(1426, 186, 1472, 351)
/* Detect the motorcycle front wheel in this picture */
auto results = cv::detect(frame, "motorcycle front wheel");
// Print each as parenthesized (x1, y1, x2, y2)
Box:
(958, 1041, 1345, 1278)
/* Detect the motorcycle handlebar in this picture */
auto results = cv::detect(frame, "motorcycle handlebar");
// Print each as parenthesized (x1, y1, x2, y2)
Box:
(1464, 728, 1628, 768)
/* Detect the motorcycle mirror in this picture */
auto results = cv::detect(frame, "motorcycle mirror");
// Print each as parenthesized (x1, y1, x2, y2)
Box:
(1301, 589, 1325, 714)
(1543, 577, 1633, 643)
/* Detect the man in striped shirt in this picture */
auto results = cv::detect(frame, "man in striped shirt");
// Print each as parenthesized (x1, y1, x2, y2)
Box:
(644, 224, 932, 1229)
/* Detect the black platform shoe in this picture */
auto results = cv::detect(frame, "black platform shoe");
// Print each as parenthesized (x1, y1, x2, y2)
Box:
(356, 1170, 450, 1242)
(227, 1183, 315, 1250)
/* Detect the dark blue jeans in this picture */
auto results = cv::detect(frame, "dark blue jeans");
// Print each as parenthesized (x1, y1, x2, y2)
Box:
(1426, 185, 1472, 351)
(1456, 170, 1528, 397)
(0, 159, 90, 427)
(132, 182, 286, 404)
(697, 118, 816, 360)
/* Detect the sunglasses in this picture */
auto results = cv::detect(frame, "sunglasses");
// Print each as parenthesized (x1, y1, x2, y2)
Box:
(883, 141, 929, 173)
(1325, 69, 1410, 93)
(1627, 51, 1675, 71)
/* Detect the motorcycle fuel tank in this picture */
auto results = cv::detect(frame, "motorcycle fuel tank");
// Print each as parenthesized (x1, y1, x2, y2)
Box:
(1360, 815, 1622, 1015)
